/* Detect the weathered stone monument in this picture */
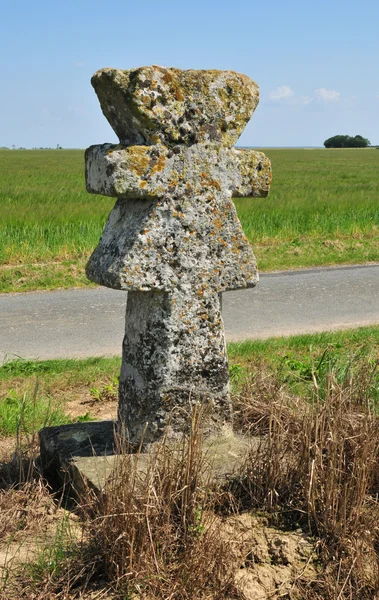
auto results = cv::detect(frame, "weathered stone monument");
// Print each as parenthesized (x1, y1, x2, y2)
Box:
(85, 66, 271, 446)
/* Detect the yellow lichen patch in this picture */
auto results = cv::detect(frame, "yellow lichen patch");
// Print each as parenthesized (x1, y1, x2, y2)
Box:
(175, 88, 184, 101)
(140, 180, 147, 188)
(151, 153, 166, 174)
(200, 172, 221, 191)
(162, 72, 173, 84)
(168, 172, 180, 188)
(213, 217, 223, 233)
(127, 147, 150, 176)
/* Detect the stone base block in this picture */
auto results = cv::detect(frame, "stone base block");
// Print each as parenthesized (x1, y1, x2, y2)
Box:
(39, 421, 117, 495)
(39, 420, 255, 498)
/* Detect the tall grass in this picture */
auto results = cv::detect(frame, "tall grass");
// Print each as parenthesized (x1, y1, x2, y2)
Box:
(234, 148, 379, 240)
(78, 407, 239, 599)
(0, 388, 68, 436)
(0, 150, 113, 264)
(1, 406, 240, 599)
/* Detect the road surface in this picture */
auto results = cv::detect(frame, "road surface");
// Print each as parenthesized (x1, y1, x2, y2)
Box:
(1, 264, 378, 363)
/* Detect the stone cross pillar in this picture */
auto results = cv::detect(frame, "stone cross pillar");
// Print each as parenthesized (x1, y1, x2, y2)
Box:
(85, 66, 271, 445)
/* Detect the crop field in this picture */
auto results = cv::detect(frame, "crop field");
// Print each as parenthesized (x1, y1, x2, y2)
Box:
(0, 147, 378, 293)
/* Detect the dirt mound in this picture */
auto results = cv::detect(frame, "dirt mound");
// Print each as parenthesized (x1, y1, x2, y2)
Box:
(219, 513, 316, 599)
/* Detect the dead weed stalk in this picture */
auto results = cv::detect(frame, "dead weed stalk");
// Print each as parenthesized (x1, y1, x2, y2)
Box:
(79, 404, 240, 599)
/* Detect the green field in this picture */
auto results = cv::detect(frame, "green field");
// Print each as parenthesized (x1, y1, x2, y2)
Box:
(1, 148, 378, 293)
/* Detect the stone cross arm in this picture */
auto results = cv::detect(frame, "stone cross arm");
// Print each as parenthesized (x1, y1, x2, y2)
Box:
(85, 143, 271, 293)
(85, 143, 271, 200)
(85, 66, 272, 294)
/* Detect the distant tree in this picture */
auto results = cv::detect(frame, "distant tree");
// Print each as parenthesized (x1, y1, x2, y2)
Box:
(324, 134, 371, 148)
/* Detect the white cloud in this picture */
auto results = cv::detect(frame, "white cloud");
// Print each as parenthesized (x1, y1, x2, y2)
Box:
(268, 85, 294, 100)
(315, 88, 340, 102)
(267, 87, 340, 108)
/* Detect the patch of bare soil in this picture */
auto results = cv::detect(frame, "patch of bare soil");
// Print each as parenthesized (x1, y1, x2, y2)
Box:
(66, 394, 117, 422)
(217, 513, 316, 599)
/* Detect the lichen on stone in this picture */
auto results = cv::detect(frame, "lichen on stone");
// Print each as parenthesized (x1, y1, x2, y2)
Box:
(91, 66, 259, 148)
(85, 65, 272, 445)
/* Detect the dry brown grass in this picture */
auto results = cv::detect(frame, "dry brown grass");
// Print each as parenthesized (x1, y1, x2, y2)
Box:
(78, 407, 241, 600)
(0, 480, 55, 541)
(1, 407, 241, 600)
(232, 362, 379, 599)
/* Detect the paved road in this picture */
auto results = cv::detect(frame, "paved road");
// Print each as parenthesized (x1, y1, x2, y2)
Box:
(1, 264, 378, 363)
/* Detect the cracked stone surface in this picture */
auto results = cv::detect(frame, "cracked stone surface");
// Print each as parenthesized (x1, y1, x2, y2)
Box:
(86, 66, 271, 445)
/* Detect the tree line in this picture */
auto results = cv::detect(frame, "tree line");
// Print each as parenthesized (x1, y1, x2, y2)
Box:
(324, 134, 371, 148)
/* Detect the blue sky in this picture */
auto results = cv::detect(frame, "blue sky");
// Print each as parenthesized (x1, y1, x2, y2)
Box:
(1, 0, 378, 148)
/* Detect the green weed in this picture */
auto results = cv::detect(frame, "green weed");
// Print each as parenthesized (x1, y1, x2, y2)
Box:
(89, 376, 118, 403)
(0, 388, 69, 436)
(22, 514, 77, 583)
(75, 412, 93, 422)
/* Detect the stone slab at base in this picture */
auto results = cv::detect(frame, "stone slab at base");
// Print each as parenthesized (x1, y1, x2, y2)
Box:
(39, 421, 254, 497)
(39, 421, 117, 494)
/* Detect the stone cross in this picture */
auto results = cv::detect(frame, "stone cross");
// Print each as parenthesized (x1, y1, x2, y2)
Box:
(85, 66, 271, 446)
